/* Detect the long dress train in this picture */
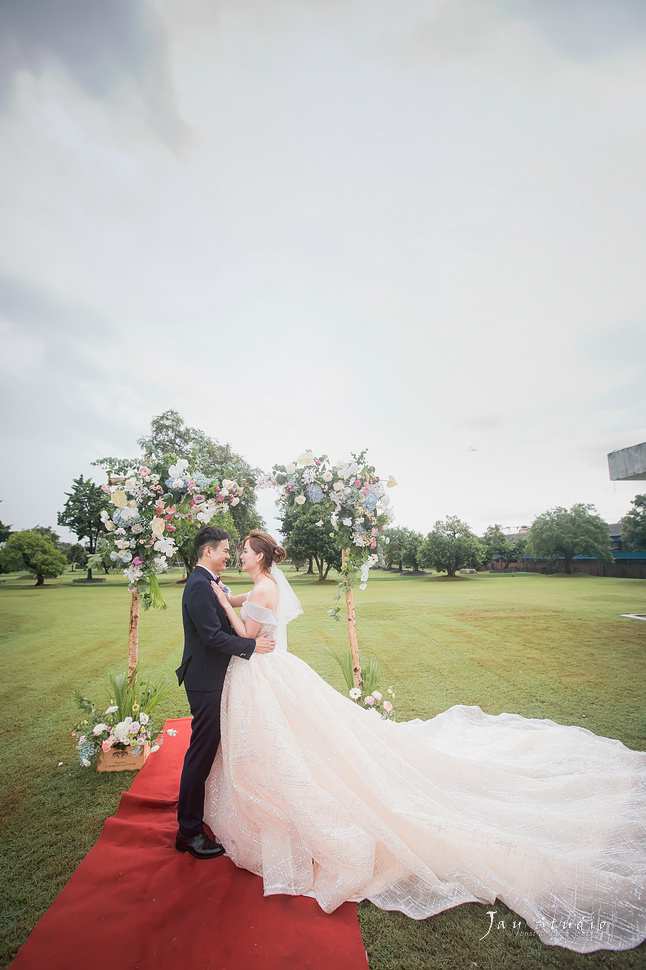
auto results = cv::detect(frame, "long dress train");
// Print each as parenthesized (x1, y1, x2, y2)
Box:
(204, 586, 645, 954)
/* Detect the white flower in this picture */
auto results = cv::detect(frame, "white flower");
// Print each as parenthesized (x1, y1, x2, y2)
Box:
(111, 490, 127, 508)
(342, 517, 352, 526)
(372, 691, 383, 702)
(295, 495, 306, 505)
(154, 537, 175, 556)
(168, 460, 189, 478)
(315, 520, 323, 527)
(333, 481, 344, 492)
(297, 452, 315, 466)
(93, 723, 109, 735)
(341, 461, 359, 480)
(285, 463, 296, 474)
(105, 705, 119, 715)
(166, 728, 178, 736)
(139, 712, 149, 725)
(330, 514, 338, 527)
(359, 583, 367, 590)
(170, 478, 185, 490)
(78, 735, 87, 745)
(349, 688, 361, 700)
(322, 471, 333, 482)
(150, 744, 160, 753)
(221, 478, 234, 491)
(81, 758, 91, 768)
(129, 722, 140, 734)
(230, 497, 240, 506)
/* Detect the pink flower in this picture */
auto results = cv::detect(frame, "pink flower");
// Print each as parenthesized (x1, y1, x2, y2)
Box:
(315, 460, 321, 465)
(364, 696, 375, 706)
(166, 525, 176, 532)
(362, 485, 370, 495)
(139, 467, 150, 476)
(101, 484, 111, 493)
(383, 701, 393, 712)
(354, 479, 362, 488)
(133, 557, 143, 566)
(164, 513, 173, 521)
(101, 740, 112, 753)
(217, 494, 225, 501)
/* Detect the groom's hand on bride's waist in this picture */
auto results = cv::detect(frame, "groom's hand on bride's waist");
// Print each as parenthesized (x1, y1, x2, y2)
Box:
(254, 634, 275, 654)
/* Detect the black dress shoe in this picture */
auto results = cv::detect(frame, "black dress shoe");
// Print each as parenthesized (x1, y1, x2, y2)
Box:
(175, 831, 225, 859)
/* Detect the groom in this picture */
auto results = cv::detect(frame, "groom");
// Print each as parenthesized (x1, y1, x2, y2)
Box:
(175, 525, 275, 859)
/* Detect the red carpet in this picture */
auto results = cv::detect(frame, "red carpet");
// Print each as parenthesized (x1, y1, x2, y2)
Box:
(11, 718, 367, 970)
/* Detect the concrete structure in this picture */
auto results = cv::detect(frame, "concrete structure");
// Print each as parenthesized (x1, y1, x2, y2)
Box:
(607, 441, 646, 481)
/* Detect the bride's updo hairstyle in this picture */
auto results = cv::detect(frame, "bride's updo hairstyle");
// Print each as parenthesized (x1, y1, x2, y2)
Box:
(245, 530, 286, 574)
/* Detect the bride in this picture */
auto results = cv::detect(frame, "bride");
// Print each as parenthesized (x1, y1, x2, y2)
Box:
(204, 530, 646, 954)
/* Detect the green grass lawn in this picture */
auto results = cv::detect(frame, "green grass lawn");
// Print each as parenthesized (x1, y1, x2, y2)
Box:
(1, 567, 645, 969)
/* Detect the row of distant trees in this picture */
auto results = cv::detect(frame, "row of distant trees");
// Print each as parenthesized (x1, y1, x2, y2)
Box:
(2, 411, 646, 584)
(377, 499, 646, 578)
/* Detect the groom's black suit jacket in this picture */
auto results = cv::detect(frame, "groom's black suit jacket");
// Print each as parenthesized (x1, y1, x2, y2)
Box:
(177, 564, 256, 691)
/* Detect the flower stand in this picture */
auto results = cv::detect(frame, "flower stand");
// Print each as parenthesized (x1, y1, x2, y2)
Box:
(96, 743, 150, 773)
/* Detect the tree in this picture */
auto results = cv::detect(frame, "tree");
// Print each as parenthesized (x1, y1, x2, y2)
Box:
(419, 517, 485, 577)
(0, 520, 11, 543)
(137, 410, 265, 570)
(0, 531, 68, 586)
(383, 527, 424, 572)
(383, 527, 409, 571)
(482, 524, 526, 568)
(136, 408, 196, 455)
(622, 494, 646, 552)
(58, 475, 107, 580)
(528, 504, 613, 574)
(59, 542, 88, 570)
(285, 506, 342, 581)
(32, 525, 62, 546)
(402, 531, 424, 572)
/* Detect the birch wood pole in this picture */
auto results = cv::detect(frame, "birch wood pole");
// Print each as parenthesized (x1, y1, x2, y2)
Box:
(127, 589, 140, 682)
(342, 549, 362, 690)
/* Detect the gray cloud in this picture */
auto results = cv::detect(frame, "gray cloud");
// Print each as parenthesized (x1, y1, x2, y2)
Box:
(498, 0, 646, 58)
(0, 0, 188, 149)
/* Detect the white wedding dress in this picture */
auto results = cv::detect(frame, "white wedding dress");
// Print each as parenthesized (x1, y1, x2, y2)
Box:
(204, 569, 646, 953)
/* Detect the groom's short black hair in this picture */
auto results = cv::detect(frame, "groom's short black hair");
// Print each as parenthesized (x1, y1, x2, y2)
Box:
(194, 526, 230, 558)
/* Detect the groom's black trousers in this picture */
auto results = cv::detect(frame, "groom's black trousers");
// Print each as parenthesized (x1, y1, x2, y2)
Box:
(177, 688, 222, 838)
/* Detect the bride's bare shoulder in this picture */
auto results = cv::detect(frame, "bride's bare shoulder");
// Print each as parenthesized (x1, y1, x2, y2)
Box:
(248, 576, 278, 611)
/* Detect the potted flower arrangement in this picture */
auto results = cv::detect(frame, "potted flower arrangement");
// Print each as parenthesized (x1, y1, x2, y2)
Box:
(73, 668, 173, 772)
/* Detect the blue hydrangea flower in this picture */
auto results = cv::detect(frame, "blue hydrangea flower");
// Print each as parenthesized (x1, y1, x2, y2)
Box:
(307, 483, 324, 504)
(192, 472, 212, 488)
(361, 492, 379, 512)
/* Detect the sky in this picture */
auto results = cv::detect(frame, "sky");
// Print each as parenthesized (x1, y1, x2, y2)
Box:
(1, 0, 645, 543)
